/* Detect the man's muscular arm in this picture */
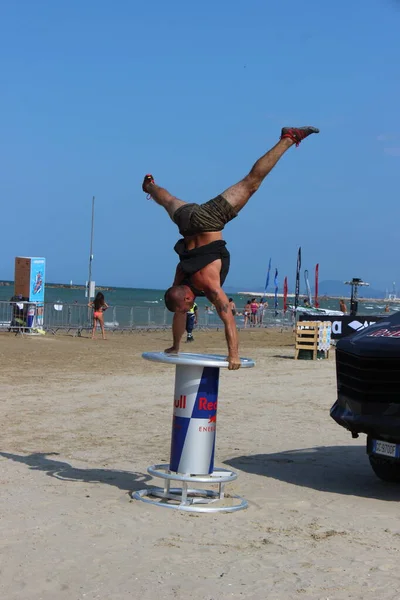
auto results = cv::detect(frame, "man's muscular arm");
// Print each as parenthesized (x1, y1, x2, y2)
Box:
(205, 286, 240, 370)
(165, 311, 186, 354)
(191, 260, 240, 370)
(164, 266, 186, 354)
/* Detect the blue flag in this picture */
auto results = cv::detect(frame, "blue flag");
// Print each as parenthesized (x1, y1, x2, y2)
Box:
(262, 258, 272, 301)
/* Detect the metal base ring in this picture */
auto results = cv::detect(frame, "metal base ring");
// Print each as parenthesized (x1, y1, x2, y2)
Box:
(147, 464, 238, 483)
(131, 464, 248, 513)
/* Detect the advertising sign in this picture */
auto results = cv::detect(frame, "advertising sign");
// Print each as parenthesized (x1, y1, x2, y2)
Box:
(29, 258, 45, 302)
(299, 314, 385, 340)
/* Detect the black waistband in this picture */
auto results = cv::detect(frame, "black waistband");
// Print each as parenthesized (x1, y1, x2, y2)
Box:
(174, 239, 230, 295)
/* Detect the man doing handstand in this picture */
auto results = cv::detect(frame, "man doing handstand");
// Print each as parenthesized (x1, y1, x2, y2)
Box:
(142, 126, 319, 370)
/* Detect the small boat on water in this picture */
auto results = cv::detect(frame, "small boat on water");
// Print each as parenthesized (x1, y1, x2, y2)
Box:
(289, 305, 344, 317)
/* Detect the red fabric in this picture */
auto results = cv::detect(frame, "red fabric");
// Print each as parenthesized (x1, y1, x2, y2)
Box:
(283, 277, 288, 313)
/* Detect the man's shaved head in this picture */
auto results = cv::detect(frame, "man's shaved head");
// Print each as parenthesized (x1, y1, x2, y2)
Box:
(164, 285, 195, 312)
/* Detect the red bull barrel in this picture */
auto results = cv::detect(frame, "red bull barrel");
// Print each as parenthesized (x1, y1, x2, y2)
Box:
(142, 352, 255, 477)
(170, 364, 219, 474)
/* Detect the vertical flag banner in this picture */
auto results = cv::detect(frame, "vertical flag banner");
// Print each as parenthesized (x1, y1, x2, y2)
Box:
(315, 263, 320, 308)
(262, 258, 272, 301)
(274, 268, 279, 316)
(294, 247, 301, 310)
(283, 277, 288, 313)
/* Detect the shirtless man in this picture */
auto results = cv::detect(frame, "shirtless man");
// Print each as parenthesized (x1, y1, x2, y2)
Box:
(143, 126, 319, 369)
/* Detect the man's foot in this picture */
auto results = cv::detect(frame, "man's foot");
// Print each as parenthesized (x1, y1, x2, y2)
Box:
(186, 336, 194, 343)
(165, 346, 180, 354)
(142, 174, 155, 196)
(280, 126, 319, 147)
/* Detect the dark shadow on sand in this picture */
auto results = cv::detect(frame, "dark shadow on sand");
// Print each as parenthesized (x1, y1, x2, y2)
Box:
(0, 451, 150, 493)
(225, 445, 400, 501)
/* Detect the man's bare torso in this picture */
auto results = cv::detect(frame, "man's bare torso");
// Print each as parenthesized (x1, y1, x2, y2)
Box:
(181, 231, 223, 293)
(183, 230, 223, 250)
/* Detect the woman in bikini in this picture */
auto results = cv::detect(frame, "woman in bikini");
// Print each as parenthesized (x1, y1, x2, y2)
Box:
(250, 298, 259, 326)
(89, 292, 109, 340)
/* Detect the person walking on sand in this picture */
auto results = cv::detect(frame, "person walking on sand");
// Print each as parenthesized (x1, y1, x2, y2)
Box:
(142, 125, 319, 369)
(186, 302, 198, 343)
(89, 292, 109, 340)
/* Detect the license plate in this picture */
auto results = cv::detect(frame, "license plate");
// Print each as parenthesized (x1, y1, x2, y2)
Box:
(372, 440, 399, 458)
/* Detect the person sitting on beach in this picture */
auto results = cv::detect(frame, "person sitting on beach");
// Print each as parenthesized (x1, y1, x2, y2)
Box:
(143, 125, 319, 369)
(89, 292, 109, 340)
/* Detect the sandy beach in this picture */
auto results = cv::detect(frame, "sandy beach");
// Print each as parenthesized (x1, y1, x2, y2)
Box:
(1, 328, 400, 600)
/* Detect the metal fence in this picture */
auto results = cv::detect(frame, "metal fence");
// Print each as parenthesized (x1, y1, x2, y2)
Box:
(0, 300, 293, 334)
(0, 300, 39, 335)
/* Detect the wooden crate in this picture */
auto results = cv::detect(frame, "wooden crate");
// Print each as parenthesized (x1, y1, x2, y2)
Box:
(295, 321, 320, 360)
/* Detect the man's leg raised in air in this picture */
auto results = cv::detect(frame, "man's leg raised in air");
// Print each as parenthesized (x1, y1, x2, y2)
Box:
(222, 126, 319, 214)
(142, 175, 187, 221)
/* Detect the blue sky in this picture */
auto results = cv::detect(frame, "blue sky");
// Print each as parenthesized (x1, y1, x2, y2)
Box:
(1, 0, 399, 291)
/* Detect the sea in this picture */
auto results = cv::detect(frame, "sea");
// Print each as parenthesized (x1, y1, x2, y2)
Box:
(0, 282, 396, 315)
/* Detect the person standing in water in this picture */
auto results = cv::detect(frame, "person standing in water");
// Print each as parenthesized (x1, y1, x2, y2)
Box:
(339, 299, 347, 314)
(250, 298, 259, 326)
(258, 299, 266, 325)
(89, 292, 109, 340)
(243, 300, 251, 328)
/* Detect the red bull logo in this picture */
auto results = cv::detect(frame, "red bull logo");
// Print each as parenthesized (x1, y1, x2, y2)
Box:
(198, 397, 217, 412)
(367, 328, 400, 338)
(174, 395, 187, 409)
(197, 397, 217, 429)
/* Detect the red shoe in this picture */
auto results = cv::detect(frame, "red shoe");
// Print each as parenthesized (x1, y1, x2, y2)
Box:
(142, 174, 155, 199)
(280, 126, 319, 147)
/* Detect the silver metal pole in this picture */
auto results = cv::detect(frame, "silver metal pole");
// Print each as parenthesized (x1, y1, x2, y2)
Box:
(87, 196, 95, 299)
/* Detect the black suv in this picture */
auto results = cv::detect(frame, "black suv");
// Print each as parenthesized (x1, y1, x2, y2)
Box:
(331, 311, 400, 482)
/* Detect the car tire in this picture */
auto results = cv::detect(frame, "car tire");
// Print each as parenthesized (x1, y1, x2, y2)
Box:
(369, 454, 400, 483)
